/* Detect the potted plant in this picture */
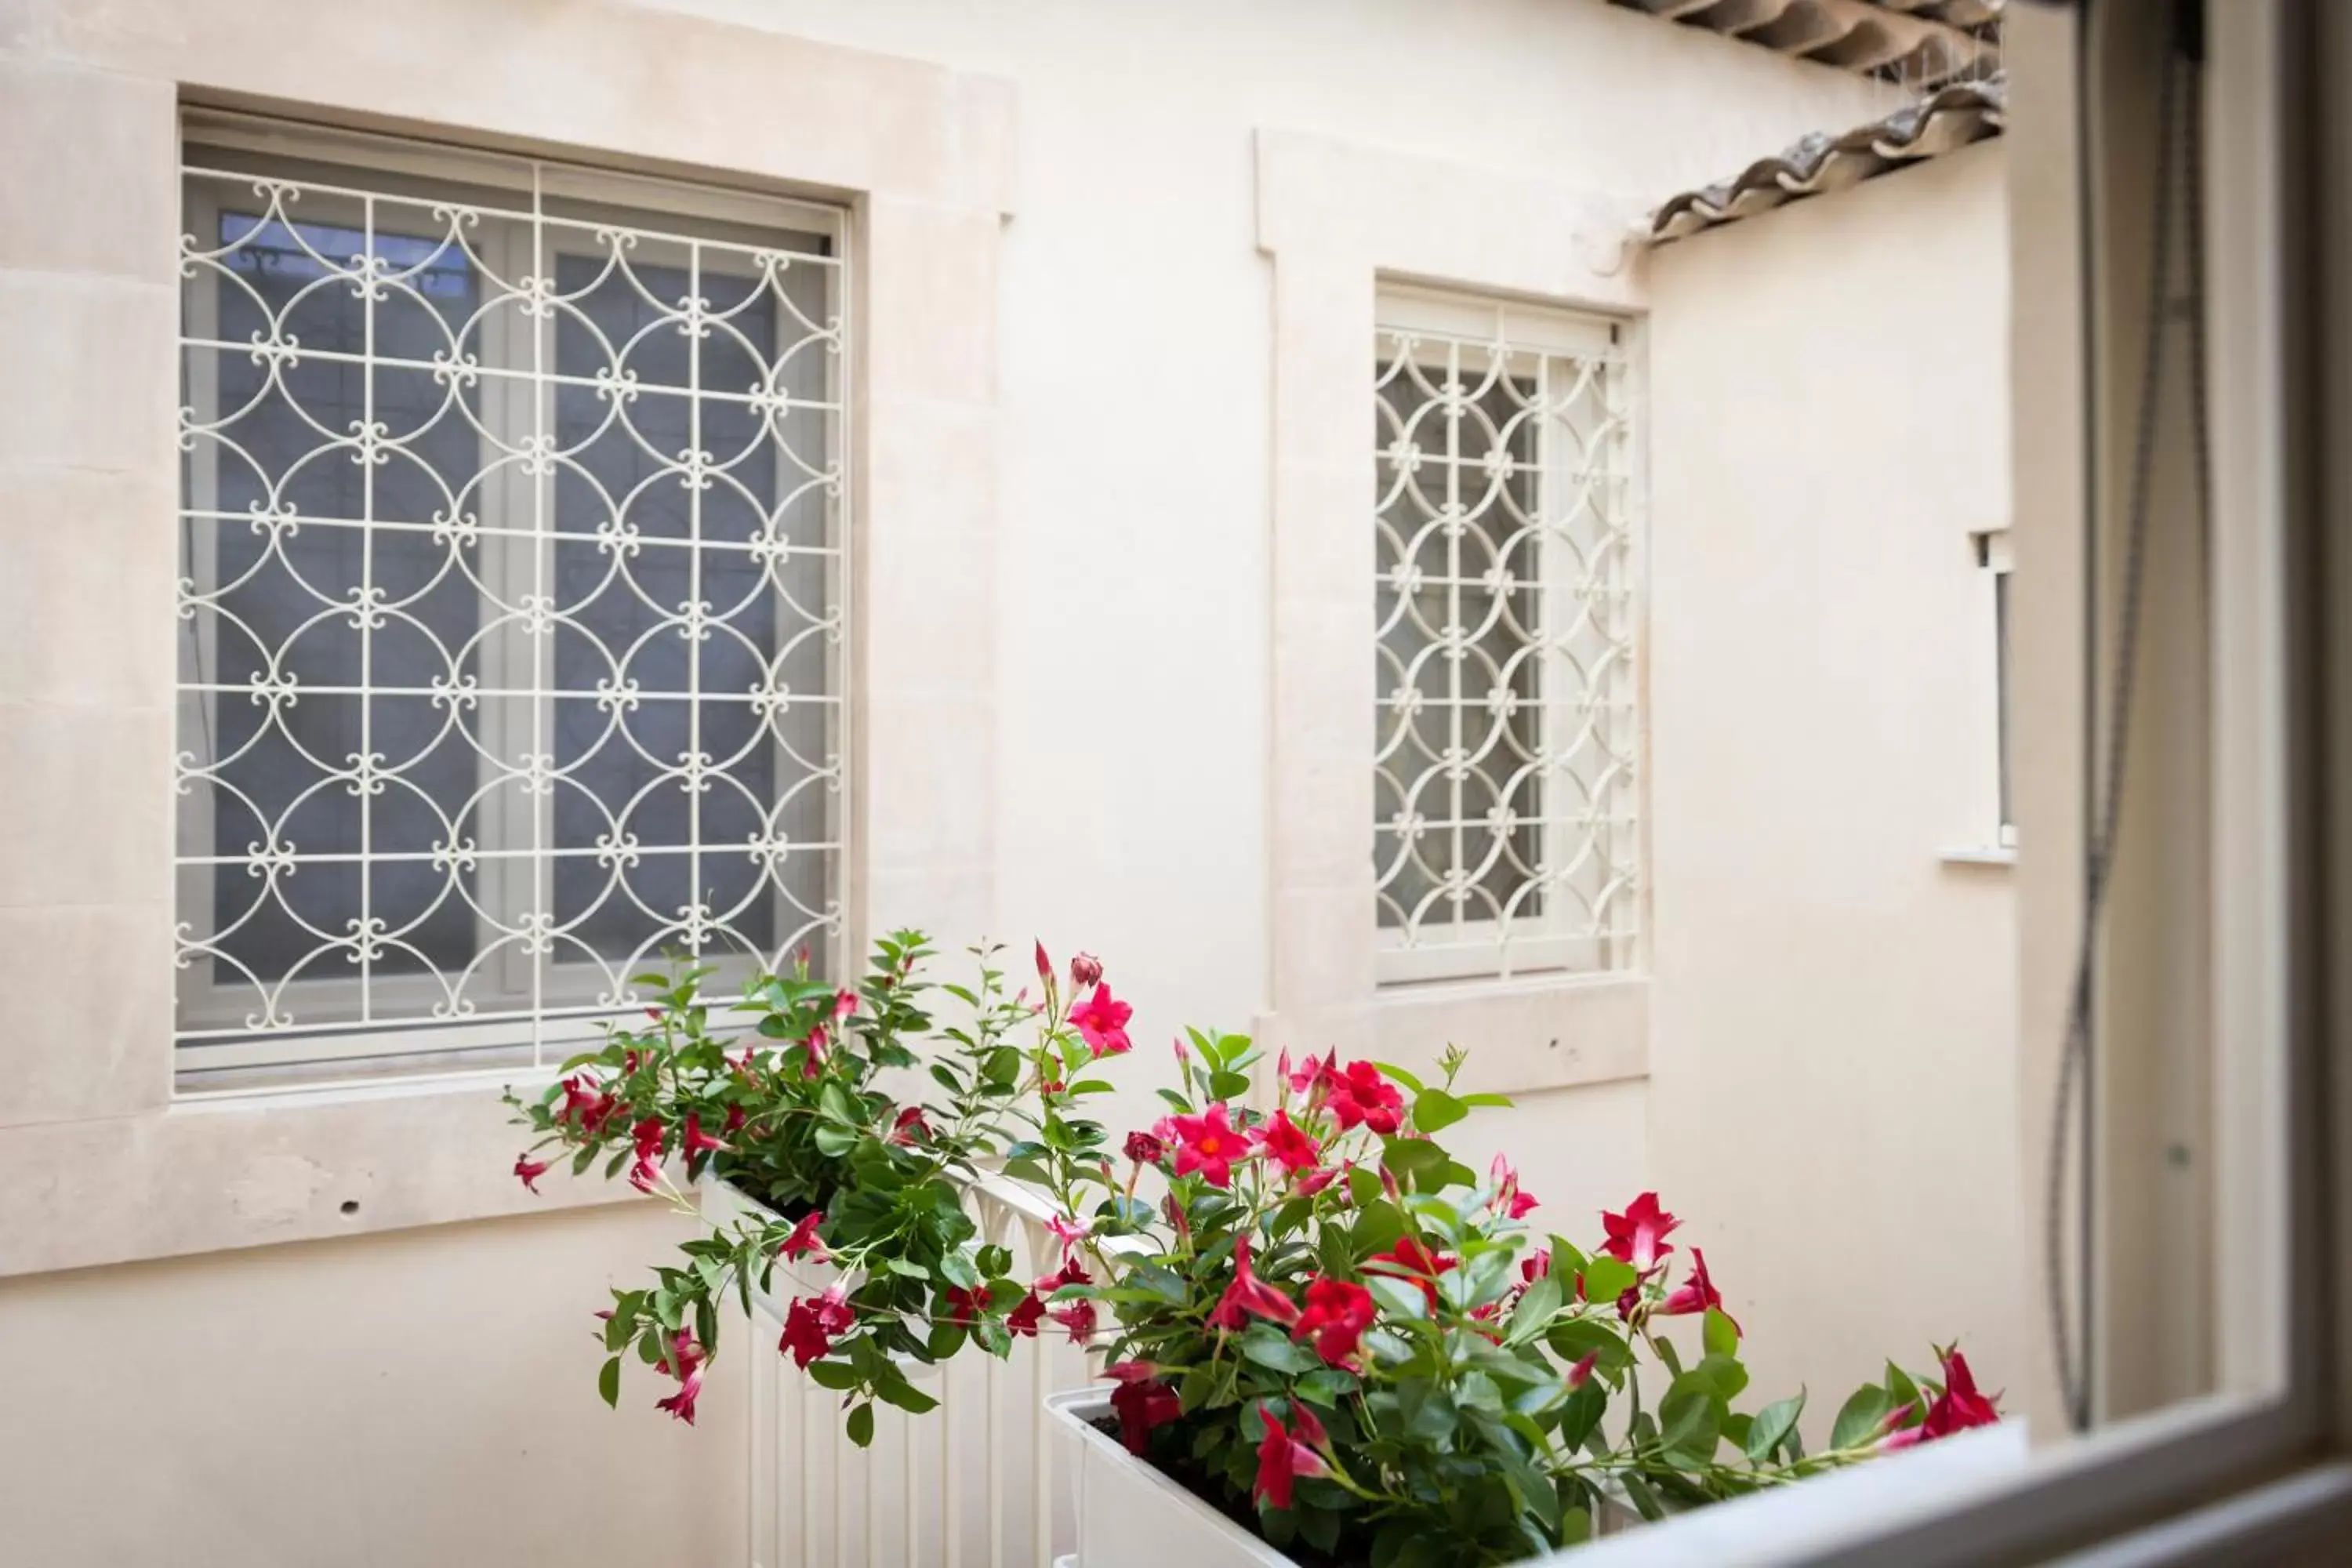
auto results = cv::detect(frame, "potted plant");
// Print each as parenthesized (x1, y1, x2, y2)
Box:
(1006, 1030, 2002, 1567)
(506, 931, 1086, 1439)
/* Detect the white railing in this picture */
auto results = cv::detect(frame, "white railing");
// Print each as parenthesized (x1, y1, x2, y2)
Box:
(712, 1172, 1104, 1568)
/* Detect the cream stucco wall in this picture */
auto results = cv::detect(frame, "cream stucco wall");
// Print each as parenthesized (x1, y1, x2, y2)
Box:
(1643, 143, 2024, 1428)
(0, 0, 1933, 1560)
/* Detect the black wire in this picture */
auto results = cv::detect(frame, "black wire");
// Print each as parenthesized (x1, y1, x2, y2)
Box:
(2043, 19, 2208, 1434)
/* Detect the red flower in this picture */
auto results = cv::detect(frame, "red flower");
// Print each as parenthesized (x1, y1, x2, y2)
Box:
(779, 1284, 855, 1368)
(891, 1106, 931, 1146)
(1289, 1398, 1328, 1450)
(1069, 983, 1134, 1058)
(680, 1112, 728, 1159)
(513, 1153, 551, 1193)
(1600, 1192, 1679, 1275)
(1124, 1129, 1167, 1165)
(1294, 1164, 1341, 1198)
(1207, 1234, 1300, 1330)
(1252, 1408, 1328, 1512)
(1108, 1374, 1184, 1455)
(802, 1024, 829, 1081)
(945, 1284, 990, 1329)
(1363, 1237, 1455, 1314)
(1035, 940, 1054, 985)
(1286, 1049, 1330, 1097)
(1051, 1298, 1098, 1344)
(655, 1330, 706, 1425)
(1565, 1351, 1599, 1389)
(631, 1117, 667, 1163)
(1253, 1110, 1322, 1174)
(778, 1210, 828, 1262)
(560, 1075, 612, 1129)
(1490, 1152, 1539, 1220)
(831, 989, 860, 1021)
(1659, 1247, 1738, 1334)
(1292, 1276, 1376, 1367)
(1322, 1060, 1403, 1134)
(1521, 1247, 1552, 1287)
(627, 1156, 660, 1194)
(1070, 952, 1104, 990)
(1883, 1348, 2002, 1450)
(1171, 1102, 1250, 1189)
(1005, 1293, 1046, 1338)
(722, 1103, 747, 1137)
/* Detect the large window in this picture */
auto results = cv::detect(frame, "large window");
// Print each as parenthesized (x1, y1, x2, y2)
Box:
(1371, 289, 1639, 984)
(172, 114, 848, 1077)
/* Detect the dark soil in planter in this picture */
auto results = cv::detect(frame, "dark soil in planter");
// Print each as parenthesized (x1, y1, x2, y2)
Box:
(1087, 1416, 1369, 1568)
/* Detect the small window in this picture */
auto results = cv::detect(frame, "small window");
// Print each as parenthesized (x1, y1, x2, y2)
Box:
(1978, 529, 2015, 849)
(172, 113, 850, 1080)
(1372, 289, 1640, 985)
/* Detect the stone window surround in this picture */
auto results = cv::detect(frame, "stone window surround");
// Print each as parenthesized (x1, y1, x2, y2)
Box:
(1253, 129, 1652, 1101)
(0, 0, 1011, 1277)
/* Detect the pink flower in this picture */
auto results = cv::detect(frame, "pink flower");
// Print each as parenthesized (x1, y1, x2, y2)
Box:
(1170, 1103, 1250, 1189)
(513, 1153, 552, 1193)
(627, 1157, 660, 1194)
(1565, 1351, 1599, 1389)
(802, 1024, 829, 1081)
(1323, 1060, 1403, 1134)
(1172, 1035, 1190, 1069)
(1600, 1192, 1679, 1275)
(1069, 984, 1134, 1058)
(1289, 1398, 1328, 1450)
(1286, 1049, 1330, 1097)
(891, 1106, 931, 1146)
(1490, 1152, 1539, 1220)
(1123, 1130, 1167, 1165)
(1035, 940, 1054, 985)
(655, 1330, 706, 1425)
(1520, 1247, 1552, 1287)
(1659, 1247, 1738, 1334)
(1292, 1277, 1376, 1367)
(778, 1210, 828, 1262)
(1363, 1237, 1455, 1314)
(1004, 1293, 1046, 1338)
(1108, 1373, 1183, 1455)
(1044, 1212, 1091, 1260)
(656, 1362, 705, 1424)
(1253, 1409, 1329, 1512)
(1253, 1109, 1322, 1174)
(1207, 1235, 1300, 1330)
(1070, 952, 1104, 990)
(680, 1112, 728, 1159)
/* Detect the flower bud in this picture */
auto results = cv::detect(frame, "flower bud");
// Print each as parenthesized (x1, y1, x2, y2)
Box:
(1069, 951, 1104, 989)
(1124, 1130, 1167, 1165)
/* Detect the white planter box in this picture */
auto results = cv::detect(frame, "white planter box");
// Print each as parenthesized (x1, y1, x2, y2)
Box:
(1047, 1388, 1643, 1568)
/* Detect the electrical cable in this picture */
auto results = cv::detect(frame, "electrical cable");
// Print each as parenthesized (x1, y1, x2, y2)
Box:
(2043, 0, 2209, 1434)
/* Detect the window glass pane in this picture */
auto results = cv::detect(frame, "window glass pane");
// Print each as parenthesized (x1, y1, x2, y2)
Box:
(173, 129, 846, 1072)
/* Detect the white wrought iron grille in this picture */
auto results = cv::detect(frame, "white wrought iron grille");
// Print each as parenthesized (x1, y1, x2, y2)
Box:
(1373, 290, 1639, 984)
(173, 114, 848, 1075)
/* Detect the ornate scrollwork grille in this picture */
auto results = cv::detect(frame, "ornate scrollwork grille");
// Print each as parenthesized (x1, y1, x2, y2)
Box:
(173, 117, 848, 1073)
(1373, 292, 1639, 983)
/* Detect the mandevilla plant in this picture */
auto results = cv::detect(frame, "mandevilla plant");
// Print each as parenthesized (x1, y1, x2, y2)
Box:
(506, 931, 1064, 1439)
(1014, 1022, 2002, 1566)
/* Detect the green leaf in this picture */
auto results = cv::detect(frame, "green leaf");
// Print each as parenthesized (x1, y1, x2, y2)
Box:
(938, 1250, 981, 1290)
(1364, 1275, 1432, 1323)
(1703, 1307, 1740, 1358)
(1659, 1383, 1721, 1464)
(598, 1356, 621, 1409)
(1579, 1256, 1637, 1304)
(1554, 1378, 1608, 1452)
(1544, 1318, 1634, 1375)
(812, 1123, 857, 1157)
(1373, 1062, 1425, 1094)
(1239, 1327, 1322, 1374)
(1746, 1390, 1806, 1463)
(877, 1379, 939, 1416)
(1886, 1360, 1922, 1422)
(885, 1258, 931, 1279)
(1505, 1275, 1562, 1345)
(1830, 1385, 1893, 1451)
(1686, 1352, 1748, 1404)
(846, 1402, 875, 1448)
(807, 1359, 862, 1392)
(1411, 1088, 1467, 1134)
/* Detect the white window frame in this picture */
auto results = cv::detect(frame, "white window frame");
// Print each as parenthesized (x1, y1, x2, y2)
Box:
(1371, 286, 1642, 988)
(171, 111, 854, 1082)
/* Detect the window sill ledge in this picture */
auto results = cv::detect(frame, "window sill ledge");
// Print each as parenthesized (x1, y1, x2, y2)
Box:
(1941, 845, 2019, 867)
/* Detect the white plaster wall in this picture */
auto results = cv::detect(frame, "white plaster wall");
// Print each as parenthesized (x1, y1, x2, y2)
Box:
(0, 0, 1922, 1559)
(652, 0, 1895, 1222)
(0, 1203, 746, 1567)
(1643, 143, 2023, 1430)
